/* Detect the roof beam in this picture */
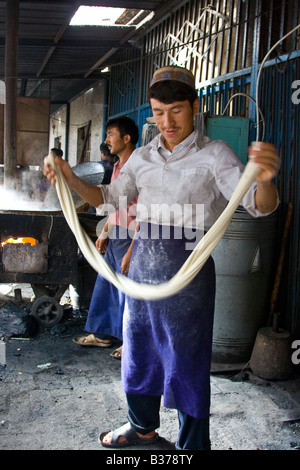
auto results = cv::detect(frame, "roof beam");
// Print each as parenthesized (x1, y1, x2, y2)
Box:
(10, 38, 129, 48)
(36, 1, 80, 77)
(18, 1, 161, 9)
(4, 0, 19, 187)
(83, 0, 188, 76)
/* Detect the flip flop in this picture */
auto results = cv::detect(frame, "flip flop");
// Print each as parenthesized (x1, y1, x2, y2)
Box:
(73, 334, 112, 348)
(99, 422, 160, 448)
(110, 345, 122, 359)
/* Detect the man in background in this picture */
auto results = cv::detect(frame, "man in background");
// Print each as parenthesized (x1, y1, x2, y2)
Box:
(99, 141, 115, 185)
(73, 117, 139, 361)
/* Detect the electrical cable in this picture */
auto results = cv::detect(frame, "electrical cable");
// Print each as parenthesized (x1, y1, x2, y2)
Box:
(221, 92, 266, 141)
(255, 23, 300, 141)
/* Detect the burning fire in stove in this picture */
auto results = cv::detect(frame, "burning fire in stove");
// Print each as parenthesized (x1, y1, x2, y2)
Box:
(1, 236, 46, 273)
(1, 237, 38, 247)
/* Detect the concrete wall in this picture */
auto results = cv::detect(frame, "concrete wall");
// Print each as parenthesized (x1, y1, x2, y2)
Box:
(49, 81, 106, 168)
(0, 97, 50, 167)
(17, 97, 50, 167)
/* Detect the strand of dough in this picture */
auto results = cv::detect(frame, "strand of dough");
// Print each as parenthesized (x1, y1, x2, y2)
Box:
(45, 151, 260, 300)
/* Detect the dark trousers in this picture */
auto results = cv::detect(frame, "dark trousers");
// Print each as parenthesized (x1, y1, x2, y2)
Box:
(126, 393, 211, 450)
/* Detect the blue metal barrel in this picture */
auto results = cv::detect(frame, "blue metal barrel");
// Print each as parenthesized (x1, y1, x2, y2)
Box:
(212, 207, 278, 364)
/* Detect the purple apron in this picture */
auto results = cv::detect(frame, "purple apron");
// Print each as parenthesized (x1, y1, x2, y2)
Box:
(85, 225, 134, 340)
(121, 223, 215, 419)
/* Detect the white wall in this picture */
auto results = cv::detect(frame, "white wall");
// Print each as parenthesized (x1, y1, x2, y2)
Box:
(49, 81, 106, 168)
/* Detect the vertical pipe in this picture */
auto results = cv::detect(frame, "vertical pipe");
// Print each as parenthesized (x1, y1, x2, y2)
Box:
(224, 0, 233, 75)
(65, 102, 70, 162)
(137, 48, 143, 144)
(101, 79, 108, 142)
(249, 0, 261, 142)
(267, 0, 273, 51)
(217, 0, 226, 77)
(211, 0, 220, 79)
(4, 0, 19, 190)
(290, 58, 300, 336)
(241, 0, 249, 69)
(233, 0, 240, 71)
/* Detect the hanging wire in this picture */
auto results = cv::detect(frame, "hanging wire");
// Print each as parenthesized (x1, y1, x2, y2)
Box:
(255, 24, 300, 141)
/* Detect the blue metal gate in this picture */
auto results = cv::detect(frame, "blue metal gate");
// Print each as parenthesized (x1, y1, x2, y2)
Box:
(106, 0, 300, 336)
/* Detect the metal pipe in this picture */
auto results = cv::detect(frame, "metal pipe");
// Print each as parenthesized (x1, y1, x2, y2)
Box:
(4, 0, 19, 190)
(65, 102, 70, 162)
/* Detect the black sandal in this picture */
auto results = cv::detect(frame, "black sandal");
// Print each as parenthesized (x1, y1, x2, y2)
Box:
(99, 422, 160, 448)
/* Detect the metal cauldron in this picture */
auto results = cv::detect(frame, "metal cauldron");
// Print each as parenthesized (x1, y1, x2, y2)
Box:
(43, 161, 105, 211)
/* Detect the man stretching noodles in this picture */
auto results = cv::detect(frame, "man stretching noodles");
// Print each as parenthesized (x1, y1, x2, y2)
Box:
(44, 66, 280, 450)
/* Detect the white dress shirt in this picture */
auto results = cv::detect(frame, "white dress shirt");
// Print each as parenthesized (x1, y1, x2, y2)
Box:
(98, 130, 277, 231)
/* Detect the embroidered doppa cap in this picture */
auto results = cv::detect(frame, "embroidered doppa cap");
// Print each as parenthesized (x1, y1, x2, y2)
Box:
(149, 66, 195, 89)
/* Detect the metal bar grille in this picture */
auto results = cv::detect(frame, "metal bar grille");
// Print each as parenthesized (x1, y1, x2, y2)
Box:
(106, 0, 300, 335)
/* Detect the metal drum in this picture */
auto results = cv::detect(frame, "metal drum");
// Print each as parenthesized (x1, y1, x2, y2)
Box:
(212, 207, 278, 364)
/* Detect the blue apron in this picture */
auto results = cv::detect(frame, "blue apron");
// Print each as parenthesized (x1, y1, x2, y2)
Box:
(121, 223, 215, 419)
(85, 225, 134, 340)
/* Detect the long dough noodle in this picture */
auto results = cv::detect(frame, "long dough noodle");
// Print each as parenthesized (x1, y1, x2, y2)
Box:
(45, 151, 260, 300)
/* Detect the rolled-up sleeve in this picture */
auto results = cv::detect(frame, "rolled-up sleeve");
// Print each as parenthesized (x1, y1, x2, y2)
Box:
(214, 141, 280, 218)
(242, 181, 280, 218)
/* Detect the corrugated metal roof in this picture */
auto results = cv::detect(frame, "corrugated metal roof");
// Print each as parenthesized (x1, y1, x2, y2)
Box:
(0, 0, 185, 112)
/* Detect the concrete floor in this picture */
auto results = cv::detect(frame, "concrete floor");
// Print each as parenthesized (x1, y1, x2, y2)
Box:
(0, 283, 300, 454)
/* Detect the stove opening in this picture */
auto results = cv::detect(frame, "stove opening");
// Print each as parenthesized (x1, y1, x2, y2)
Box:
(1, 236, 47, 274)
(1, 237, 38, 247)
